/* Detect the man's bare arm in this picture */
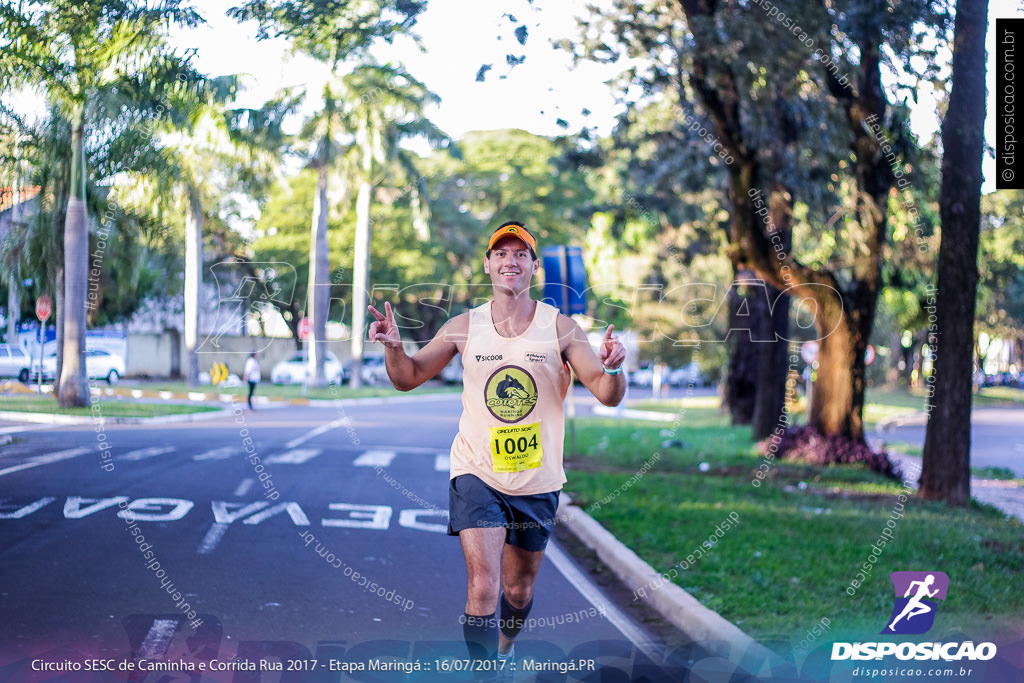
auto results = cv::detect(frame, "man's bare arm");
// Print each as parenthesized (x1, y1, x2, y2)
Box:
(368, 302, 464, 391)
(559, 316, 626, 407)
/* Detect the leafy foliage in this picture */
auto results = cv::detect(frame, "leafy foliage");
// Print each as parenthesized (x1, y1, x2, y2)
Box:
(764, 425, 903, 480)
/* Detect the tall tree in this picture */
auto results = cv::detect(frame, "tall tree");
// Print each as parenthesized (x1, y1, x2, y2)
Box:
(919, 0, 988, 504)
(568, 0, 942, 442)
(129, 78, 294, 385)
(1, 0, 202, 406)
(339, 63, 446, 388)
(230, 0, 425, 387)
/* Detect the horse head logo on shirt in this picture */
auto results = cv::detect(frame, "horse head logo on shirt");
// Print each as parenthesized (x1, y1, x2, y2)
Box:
(485, 366, 538, 423)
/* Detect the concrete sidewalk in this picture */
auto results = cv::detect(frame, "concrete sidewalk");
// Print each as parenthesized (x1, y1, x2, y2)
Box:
(885, 449, 1024, 522)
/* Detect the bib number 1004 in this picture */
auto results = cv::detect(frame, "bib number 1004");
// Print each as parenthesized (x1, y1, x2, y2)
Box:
(489, 422, 543, 473)
(495, 434, 538, 455)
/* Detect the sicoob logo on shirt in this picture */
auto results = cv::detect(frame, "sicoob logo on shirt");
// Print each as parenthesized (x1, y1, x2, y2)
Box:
(484, 365, 538, 423)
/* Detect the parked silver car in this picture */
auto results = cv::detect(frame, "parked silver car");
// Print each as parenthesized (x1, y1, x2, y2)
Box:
(32, 348, 126, 384)
(0, 344, 33, 382)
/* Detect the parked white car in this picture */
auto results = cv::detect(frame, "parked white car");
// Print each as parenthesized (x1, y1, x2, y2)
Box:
(0, 344, 33, 382)
(668, 362, 707, 387)
(359, 356, 390, 385)
(440, 355, 463, 384)
(34, 348, 126, 384)
(270, 351, 342, 384)
(628, 363, 655, 387)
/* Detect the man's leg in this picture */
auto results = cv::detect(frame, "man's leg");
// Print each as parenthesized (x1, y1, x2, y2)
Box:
(498, 543, 545, 655)
(460, 527, 507, 662)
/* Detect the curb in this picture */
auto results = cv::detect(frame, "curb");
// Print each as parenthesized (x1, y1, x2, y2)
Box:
(83, 386, 459, 408)
(555, 496, 778, 675)
(0, 408, 233, 426)
(0, 391, 460, 427)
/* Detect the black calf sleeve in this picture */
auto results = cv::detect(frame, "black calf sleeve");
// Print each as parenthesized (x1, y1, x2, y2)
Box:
(499, 594, 534, 639)
(462, 613, 498, 661)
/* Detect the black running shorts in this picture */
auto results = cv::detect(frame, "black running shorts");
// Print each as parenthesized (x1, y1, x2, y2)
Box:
(447, 474, 560, 552)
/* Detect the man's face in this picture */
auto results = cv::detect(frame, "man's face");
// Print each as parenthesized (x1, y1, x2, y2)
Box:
(484, 236, 538, 294)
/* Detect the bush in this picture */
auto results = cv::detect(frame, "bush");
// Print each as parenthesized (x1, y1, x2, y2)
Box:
(762, 425, 903, 480)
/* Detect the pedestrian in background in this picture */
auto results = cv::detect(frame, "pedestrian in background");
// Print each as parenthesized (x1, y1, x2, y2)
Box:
(244, 351, 260, 410)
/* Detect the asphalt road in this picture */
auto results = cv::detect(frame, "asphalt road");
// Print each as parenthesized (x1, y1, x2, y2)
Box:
(874, 406, 1024, 477)
(0, 393, 691, 682)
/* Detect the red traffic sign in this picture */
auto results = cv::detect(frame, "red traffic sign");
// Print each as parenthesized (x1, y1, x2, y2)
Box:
(865, 344, 876, 366)
(35, 295, 52, 321)
(298, 317, 312, 340)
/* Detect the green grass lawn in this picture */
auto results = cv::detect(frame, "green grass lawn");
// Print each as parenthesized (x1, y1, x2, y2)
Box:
(567, 405, 1024, 649)
(0, 395, 220, 417)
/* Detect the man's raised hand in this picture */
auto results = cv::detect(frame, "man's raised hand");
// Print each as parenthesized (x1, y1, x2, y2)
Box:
(598, 324, 626, 370)
(368, 302, 402, 349)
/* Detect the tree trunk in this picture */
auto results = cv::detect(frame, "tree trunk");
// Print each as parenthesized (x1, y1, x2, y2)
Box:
(723, 269, 758, 425)
(183, 185, 202, 386)
(8, 154, 21, 343)
(307, 157, 330, 387)
(58, 110, 89, 408)
(350, 148, 374, 389)
(752, 283, 789, 438)
(752, 183, 792, 439)
(55, 266, 64, 390)
(920, 0, 988, 505)
(7, 274, 18, 343)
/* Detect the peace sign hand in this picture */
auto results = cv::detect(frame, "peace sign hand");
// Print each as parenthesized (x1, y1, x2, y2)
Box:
(368, 302, 402, 349)
(598, 324, 625, 371)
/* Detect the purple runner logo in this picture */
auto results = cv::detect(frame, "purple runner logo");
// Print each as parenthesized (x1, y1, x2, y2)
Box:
(882, 571, 949, 635)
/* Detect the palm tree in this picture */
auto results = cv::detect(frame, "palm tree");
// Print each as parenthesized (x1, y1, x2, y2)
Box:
(0, 0, 203, 406)
(337, 63, 448, 387)
(228, 1, 426, 386)
(127, 77, 294, 386)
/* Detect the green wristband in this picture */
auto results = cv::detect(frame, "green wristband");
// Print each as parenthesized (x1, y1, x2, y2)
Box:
(603, 365, 623, 375)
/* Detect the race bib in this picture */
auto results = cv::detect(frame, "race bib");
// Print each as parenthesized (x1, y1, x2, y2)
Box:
(490, 422, 543, 473)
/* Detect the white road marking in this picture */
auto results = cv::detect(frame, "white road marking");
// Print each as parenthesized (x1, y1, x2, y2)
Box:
(234, 478, 255, 496)
(197, 523, 230, 555)
(286, 417, 351, 449)
(398, 508, 448, 533)
(137, 619, 179, 659)
(434, 454, 450, 472)
(122, 446, 175, 461)
(63, 496, 129, 519)
(0, 423, 61, 435)
(211, 501, 270, 524)
(0, 497, 57, 519)
(354, 450, 396, 467)
(242, 502, 310, 526)
(194, 446, 238, 461)
(264, 448, 321, 465)
(544, 541, 668, 667)
(0, 447, 90, 478)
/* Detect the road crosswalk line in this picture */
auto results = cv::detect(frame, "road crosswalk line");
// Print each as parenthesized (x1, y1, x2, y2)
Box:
(353, 450, 396, 467)
(0, 447, 90, 478)
(264, 448, 321, 465)
(193, 446, 238, 461)
(123, 446, 175, 461)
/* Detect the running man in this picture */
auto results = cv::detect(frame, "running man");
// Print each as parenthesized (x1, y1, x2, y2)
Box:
(888, 574, 939, 631)
(368, 221, 626, 675)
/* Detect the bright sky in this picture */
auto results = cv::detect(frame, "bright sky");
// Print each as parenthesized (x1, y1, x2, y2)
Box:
(180, 0, 623, 145)
(177, 0, 1024, 193)
(9, 0, 1023, 192)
